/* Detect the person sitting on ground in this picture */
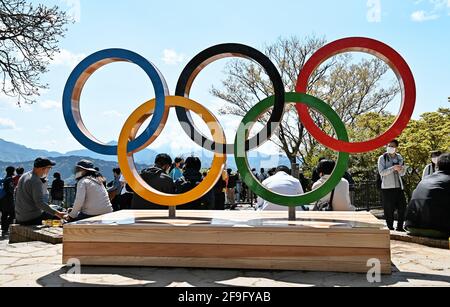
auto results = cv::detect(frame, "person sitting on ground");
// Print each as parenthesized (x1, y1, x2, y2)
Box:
(422, 151, 442, 180)
(311, 160, 356, 211)
(67, 160, 113, 222)
(131, 154, 175, 209)
(1, 166, 16, 237)
(257, 166, 304, 211)
(15, 158, 65, 225)
(175, 156, 214, 210)
(405, 153, 450, 239)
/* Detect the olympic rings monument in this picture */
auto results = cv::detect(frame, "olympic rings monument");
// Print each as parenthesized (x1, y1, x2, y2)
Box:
(62, 37, 416, 274)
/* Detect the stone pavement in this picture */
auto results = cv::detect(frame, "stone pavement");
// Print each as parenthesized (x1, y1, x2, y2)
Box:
(0, 237, 449, 287)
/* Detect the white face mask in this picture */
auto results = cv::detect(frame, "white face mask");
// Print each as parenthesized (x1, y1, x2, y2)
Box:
(432, 157, 439, 165)
(387, 147, 396, 155)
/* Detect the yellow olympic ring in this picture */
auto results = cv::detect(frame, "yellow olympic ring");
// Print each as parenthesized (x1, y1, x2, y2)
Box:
(117, 96, 227, 207)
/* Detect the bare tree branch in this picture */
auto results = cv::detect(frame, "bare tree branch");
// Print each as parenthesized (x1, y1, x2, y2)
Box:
(0, 0, 71, 105)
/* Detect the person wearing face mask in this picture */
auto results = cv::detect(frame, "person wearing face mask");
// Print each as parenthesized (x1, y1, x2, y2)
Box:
(422, 151, 442, 180)
(15, 158, 65, 226)
(378, 140, 408, 231)
(131, 154, 175, 209)
(67, 160, 113, 221)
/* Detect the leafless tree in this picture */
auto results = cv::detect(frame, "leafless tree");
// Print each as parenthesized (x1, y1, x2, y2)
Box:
(212, 36, 400, 166)
(0, 0, 71, 105)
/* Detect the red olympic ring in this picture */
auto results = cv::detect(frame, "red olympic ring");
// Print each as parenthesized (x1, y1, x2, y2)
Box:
(295, 37, 416, 153)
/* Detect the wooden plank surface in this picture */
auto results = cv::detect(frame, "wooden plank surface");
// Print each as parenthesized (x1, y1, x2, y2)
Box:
(64, 210, 386, 230)
(64, 228, 390, 248)
(63, 256, 392, 274)
(64, 242, 390, 259)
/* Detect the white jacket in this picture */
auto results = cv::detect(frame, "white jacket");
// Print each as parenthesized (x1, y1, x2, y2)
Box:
(257, 172, 304, 211)
(312, 175, 356, 212)
(70, 177, 113, 219)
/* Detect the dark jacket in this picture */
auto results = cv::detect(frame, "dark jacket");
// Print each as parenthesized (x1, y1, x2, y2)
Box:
(0, 176, 15, 212)
(51, 179, 65, 201)
(405, 171, 450, 233)
(131, 166, 175, 209)
(175, 169, 214, 210)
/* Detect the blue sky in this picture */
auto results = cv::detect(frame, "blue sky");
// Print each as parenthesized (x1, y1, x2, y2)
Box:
(0, 0, 449, 155)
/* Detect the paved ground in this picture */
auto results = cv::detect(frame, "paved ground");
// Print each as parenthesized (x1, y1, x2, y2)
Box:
(0, 237, 449, 287)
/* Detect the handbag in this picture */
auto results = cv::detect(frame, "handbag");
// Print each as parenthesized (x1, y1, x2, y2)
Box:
(313, 189, 335, 211)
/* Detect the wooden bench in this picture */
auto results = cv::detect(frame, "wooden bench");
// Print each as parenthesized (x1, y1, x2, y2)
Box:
(9, 224, 63, 245)
(391, 231, 449, 250)
(63, 210, 392, 274)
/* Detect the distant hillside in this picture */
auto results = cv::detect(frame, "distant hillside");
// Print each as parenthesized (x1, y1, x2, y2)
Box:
(0, 156, 149, 185)
(0, 138, 295, 182)
(0, 139, 63, 163)
(66, 141, 159, 165)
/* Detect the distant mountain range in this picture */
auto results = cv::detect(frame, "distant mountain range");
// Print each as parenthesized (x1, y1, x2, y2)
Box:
(0, 155, 149, 185)
(0, 138, 293, 184)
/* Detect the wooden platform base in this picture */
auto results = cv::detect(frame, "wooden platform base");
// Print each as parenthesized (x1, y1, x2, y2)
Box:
(63, 210, 392, 274)
(9, 224, 63, 245)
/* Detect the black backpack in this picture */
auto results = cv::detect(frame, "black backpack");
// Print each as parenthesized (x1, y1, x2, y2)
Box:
(313, 189, 335, 211)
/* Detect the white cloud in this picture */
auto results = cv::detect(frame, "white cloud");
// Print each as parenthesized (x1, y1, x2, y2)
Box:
(411, 0, 450, 22)
(102, 110, 124, 118)
(60, 0, 82, 23)
(411, 10, 440, 21)
(367, 0, 382, 23)
(0, 118, 17, 130)
(40, 100, 61, 110)
(162, 49, 185, 65)
(51, 49, 86, 68)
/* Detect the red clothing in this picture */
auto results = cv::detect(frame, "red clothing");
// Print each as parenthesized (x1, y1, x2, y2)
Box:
(12, 175, 22, 188)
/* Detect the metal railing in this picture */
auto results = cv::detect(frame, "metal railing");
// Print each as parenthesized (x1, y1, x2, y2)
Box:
(54, 180, 383, 211)
(352, 181, 383, 211)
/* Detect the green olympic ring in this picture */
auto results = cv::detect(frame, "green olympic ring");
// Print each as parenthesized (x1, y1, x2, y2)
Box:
(234, 92, 350, 207)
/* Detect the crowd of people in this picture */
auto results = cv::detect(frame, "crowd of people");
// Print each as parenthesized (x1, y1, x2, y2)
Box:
(0, 140, 448, 239)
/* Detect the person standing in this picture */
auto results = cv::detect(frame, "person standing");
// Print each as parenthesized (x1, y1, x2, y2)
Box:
(13, 167, 24, 189)
(422, 151, 442, 180)
(258, 168, 268, 182)
(378, 140, 408, 231)
(0, 167, 16, 237)
(213, 170, 227, 210)
(50, 172, 65, 208)
(15, 158, 65, 226)
(169, 157, 184, 182)
(226, 169, 237, 206)
(107, 168, 123, 211)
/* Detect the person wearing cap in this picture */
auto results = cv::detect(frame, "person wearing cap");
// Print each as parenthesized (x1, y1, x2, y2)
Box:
(67, 160, 113, 221)
(15, 158, 65, 225)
